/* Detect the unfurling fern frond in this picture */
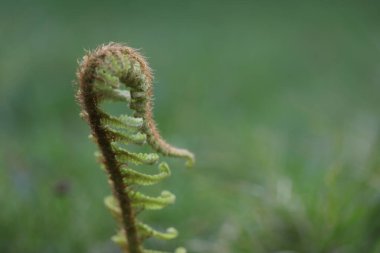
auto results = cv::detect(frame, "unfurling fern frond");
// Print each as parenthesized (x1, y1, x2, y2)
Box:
(76, 43, 195, 253)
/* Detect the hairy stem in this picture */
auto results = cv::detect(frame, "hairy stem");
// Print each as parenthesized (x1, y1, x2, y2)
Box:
(79, 65, 141, 253)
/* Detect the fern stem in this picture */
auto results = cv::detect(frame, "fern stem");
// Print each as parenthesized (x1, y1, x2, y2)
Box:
(79, 64, 142, 253)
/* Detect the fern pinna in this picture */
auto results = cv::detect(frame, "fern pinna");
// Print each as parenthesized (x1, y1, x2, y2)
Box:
(76, 43, 195, 253)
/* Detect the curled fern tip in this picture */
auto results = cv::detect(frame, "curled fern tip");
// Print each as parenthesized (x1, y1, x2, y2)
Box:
(76, 42, 194, 253)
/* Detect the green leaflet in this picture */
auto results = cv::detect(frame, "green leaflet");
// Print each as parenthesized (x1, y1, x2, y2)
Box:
(129, 190, 175, 210)
(94, 81, 131, 102)
(112, 144, 159, 165)
(104, 195, 121, 217)
(104, 126, 146, 145)
(99, 110, 143, 130)
(95, 66, 120, 88)
(121, 162, 171, 186)
(104, 52, 130, 78)
(111, 229, 128, 247)
(174, 248, 187, 253)
(124, 61, 149, 91)
(137, 222, 178, 240)
(104, 191, 175, 217)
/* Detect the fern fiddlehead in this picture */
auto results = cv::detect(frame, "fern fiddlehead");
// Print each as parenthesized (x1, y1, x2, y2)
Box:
(76, 43, 194, 253)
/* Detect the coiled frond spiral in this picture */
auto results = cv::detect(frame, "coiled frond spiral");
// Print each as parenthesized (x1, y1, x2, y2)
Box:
(76, 43, 194, 253)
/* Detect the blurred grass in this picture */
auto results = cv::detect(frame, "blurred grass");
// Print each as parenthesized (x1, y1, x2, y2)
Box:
(1, 1, 380, 252)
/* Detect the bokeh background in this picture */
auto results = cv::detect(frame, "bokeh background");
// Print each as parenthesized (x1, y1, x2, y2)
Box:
(1, 1, 380, 252)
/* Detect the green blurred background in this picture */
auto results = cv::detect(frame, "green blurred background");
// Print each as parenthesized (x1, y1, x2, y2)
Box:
(1, 1, 380, 252)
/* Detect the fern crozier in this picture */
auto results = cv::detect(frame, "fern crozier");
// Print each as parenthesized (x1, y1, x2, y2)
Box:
(76, 42, 194, 253)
